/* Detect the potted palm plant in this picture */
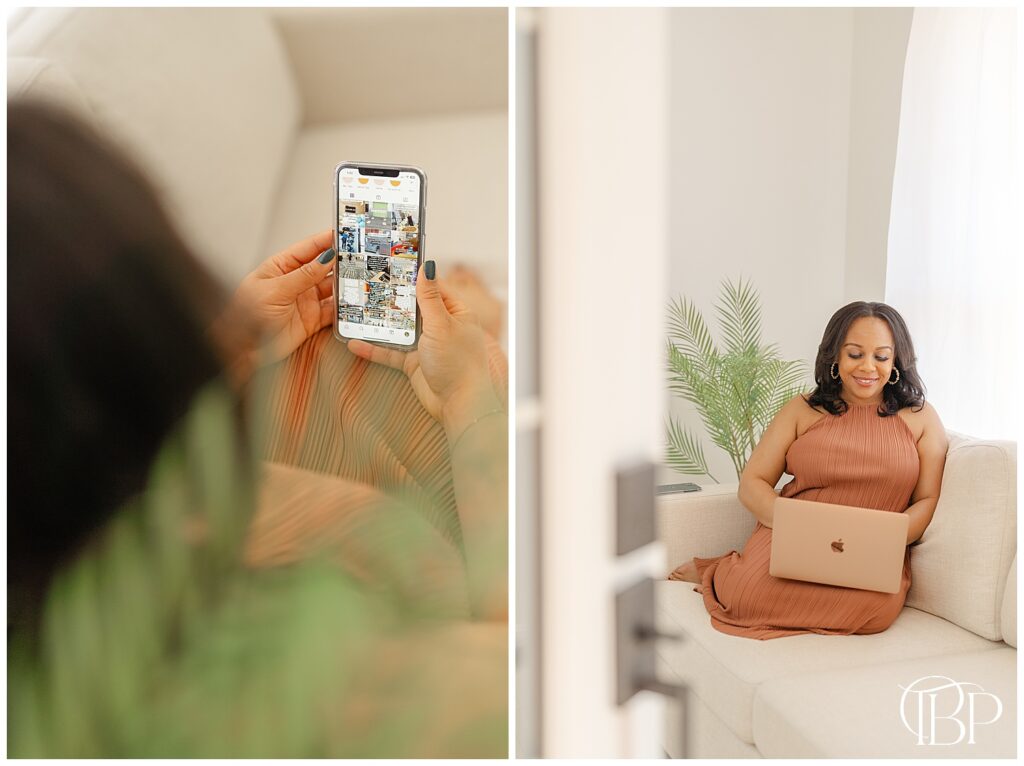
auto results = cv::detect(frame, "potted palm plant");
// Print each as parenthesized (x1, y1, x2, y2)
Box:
(666, 278, 808, 482)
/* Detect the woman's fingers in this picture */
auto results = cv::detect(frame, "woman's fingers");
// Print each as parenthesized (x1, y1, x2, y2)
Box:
(416, 261, 450, 330)
(251, 229, 333, 279)
(273, 229, 334, 273)
(346, 338, 408, 372)
(407, 365, 443, 421)
(484, 333, 509, 409)
(318, 296, 335, 332)
(436, 279, 474, 320)
(414, 264, 477, 328)
(316, 271, 333, 301)
(275, 247, 335, 298)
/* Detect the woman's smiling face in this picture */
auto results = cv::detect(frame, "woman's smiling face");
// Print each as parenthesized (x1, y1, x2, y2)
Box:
(837, 316, 895, 405)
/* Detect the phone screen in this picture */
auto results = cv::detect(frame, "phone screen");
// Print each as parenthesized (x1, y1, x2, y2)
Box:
(334, 164, 424, 347)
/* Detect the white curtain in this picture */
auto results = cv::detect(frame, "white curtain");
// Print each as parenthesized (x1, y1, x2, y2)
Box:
(885, 8, 1017, 441)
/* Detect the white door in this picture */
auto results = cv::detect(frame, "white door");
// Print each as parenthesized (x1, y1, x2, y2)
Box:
(516, 8, 673, 758)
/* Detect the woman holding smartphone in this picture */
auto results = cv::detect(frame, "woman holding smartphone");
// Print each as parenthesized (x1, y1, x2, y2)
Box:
(234, 227, 508, 623)
(8, 102, 507, 757)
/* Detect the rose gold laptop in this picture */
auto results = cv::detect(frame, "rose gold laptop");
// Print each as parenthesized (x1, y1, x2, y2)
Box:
(769, 496, 909, 594)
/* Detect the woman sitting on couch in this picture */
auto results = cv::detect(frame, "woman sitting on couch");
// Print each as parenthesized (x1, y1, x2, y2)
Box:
(670, 302, 947, 639)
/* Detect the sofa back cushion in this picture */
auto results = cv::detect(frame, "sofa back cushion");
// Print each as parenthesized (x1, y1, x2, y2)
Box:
(8, 8, 299, 285)
(8, 57, 93, 115)
(1000, 554, 1016, 648)
(906, 432, 1016, 641)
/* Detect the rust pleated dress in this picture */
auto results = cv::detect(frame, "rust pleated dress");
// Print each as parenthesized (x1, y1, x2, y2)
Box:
(244, 326, 509, 611)
(688, 401, 920, 640)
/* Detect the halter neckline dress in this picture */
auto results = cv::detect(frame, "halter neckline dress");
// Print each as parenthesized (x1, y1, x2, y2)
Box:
(685, 400, 920, 639)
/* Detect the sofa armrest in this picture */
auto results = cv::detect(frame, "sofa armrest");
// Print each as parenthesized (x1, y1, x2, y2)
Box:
(656, 483, 756, 569)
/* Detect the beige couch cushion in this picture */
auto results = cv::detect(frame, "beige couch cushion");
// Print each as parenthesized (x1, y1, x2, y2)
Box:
(261, 110, 508, 295)
(657, 661, 761, 759)
(753, 648, 1016, 757)
(906, 434, 1017, 641)
(655, 582, 1001, 744)
(1001, 555, 1016, 648)
(8, 7, 300, 286)
(7, 57, 92, 117)
(657, 484, 756, 569)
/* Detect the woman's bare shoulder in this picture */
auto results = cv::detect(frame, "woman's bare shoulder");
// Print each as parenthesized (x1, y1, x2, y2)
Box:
(897, 399, 940, 422)
(783, 392, 828, 436)
(897, 401, 945, 443)
(778, 392, 818, 413)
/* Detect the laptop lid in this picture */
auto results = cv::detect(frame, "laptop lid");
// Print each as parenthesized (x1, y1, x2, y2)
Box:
(769, 496, 909, 594)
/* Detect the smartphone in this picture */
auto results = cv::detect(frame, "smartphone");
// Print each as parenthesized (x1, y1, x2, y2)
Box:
(656, 482, 702, 495)
(333, 161, 427, 348)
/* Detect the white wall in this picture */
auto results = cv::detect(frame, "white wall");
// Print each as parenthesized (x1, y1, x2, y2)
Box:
(664, 7, 912, 486)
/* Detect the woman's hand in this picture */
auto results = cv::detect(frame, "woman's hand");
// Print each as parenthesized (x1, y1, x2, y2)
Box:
(346, 261, 505, 439)
(349, 261, 508, 621)
(231, 230, 336, 367)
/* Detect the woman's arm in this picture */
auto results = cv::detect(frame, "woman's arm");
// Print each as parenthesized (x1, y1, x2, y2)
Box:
(347, 263, 508, 622)
(441, 375, 508, 621)
(737, 396, 805, 527)
(904, 403, 948, 544)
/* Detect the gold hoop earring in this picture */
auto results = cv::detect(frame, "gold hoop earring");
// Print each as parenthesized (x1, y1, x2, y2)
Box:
(830, 362, 839, 380)
(888, 368, 901, 385)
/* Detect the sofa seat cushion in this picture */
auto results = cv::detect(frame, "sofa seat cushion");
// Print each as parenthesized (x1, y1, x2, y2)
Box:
(657, 655, 761, 759)
(261, 110, 508, 298)
(655, 581, 1001, 745)
(753, 648, 1016, 757)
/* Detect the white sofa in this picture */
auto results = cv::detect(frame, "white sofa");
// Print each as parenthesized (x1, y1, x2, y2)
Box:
(6, 7, 508, 301)
(656, 432, 1017, 758)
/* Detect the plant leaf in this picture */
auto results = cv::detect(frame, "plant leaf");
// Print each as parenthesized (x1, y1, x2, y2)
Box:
(715, 277, 762, 356)
(667, 277, 809, 481)
(752, 358, 809, 434)
(665, 417, 712, 479)
(667, 297, 717, 379)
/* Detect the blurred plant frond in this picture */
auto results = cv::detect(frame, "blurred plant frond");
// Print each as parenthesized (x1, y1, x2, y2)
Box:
(8, 379, 504, 759)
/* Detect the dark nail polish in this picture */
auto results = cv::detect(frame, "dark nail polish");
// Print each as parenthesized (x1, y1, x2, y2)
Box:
(317, 248, 335, 264)
(425, 260, 436, 280)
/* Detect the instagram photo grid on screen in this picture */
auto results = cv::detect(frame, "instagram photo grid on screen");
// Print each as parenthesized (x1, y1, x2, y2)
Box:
(337, 192, 419, 332)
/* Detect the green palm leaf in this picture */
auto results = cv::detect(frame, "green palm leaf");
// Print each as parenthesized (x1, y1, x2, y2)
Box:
(665, 417, 717, 482)
(716, 278, 761, 356)
(752, 359, 808, 433)
(666, 341, 701, 402)
(665, 278, 808, 481)
(667, 297, 717, 378)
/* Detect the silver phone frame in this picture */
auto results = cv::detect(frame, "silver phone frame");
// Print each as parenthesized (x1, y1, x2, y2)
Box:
(332, 160, 427, 349)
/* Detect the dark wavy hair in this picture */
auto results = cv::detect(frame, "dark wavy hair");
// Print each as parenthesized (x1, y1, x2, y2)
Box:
(804, 301, 926, 417)
(7, 102, 254, 633)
